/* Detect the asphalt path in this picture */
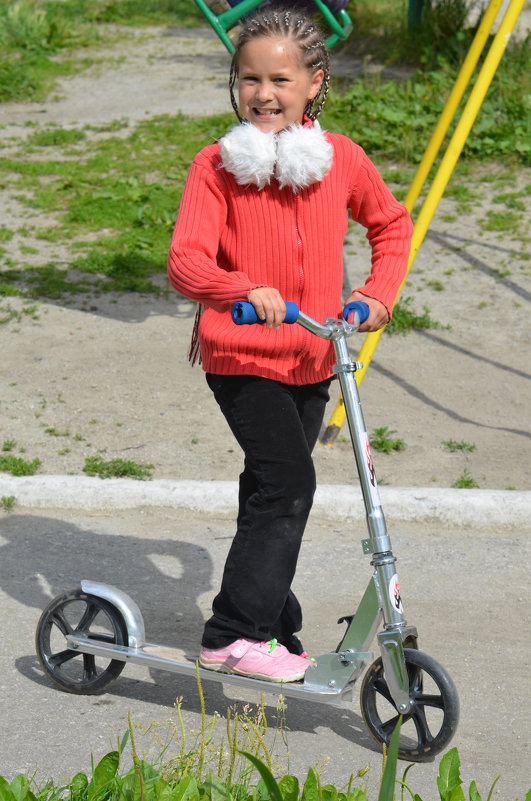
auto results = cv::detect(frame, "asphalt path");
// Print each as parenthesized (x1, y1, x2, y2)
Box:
(1, 506, 529, 799)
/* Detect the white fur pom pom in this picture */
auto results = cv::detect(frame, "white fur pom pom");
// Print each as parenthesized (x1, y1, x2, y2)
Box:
(219, 123, 277, 190)
(275, 122, 333, 192)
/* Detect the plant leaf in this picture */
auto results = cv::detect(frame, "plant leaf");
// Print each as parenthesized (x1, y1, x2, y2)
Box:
(378, 717, 401, 801)
(120, 730, 130, 755)
(448, 788, 465, 801)
(437, 749, 462, 801)
(302, 769, 319, 801)
(88, 752, 120, 801)
(0, 778, 17, 801)
(348, 790, 369, 801)
(278, 776, 299, 801)
(468, 781, 482, 801)
(202, 774, 228, 801)
(239, 752, 283, 801)
(322, 785, 338, 801)
(70, 772, 88, 801)
(7, 776, 35, 801)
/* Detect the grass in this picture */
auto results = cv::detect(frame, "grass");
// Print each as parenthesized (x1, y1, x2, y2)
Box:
(386, 296, 442, 335)
(0, 0, 528, 305)
(370, 427, 405, 454)
(0, 453, 41, 475)
(0, 692, 521, 801)
(0, 113, 233, 299)
(83, 455, 154, 479)
(1, 494, 15, 511)
(453, 468, 479, 489)
(0, 0, 201, 103)
(443, 439, 476, 453)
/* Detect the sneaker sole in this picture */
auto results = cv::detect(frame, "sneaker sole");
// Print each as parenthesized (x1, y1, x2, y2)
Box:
(199, 658, 305, 683)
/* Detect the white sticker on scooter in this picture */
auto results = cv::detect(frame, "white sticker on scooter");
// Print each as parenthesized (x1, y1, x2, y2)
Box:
(362, 431, 381, 508)
(389, 574, 403, 614)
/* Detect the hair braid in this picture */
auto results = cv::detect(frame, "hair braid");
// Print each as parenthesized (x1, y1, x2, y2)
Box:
(228, 4, 330, 123)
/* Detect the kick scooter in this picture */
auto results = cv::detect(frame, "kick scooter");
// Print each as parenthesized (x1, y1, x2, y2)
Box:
(35, 301, 459, 762)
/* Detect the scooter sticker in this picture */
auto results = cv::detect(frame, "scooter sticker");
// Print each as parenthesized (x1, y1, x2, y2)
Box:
(362, 431, 381, 507)
(389, 574, 403, 615)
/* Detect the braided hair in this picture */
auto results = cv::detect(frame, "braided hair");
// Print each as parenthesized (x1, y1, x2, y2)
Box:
(229, 5, 330, 123)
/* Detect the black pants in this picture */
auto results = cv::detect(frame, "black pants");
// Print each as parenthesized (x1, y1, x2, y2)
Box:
(202, 374, 331, 650)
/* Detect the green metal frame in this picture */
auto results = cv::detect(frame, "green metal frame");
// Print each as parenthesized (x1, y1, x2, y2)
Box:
(193, 0, 353, 55)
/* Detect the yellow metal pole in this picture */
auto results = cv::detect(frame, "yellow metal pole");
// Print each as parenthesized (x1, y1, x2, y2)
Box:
(321, 0, 524, 446)
(404, 0, 504, 212)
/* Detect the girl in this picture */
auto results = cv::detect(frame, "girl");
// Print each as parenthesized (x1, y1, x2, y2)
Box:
(168, 5, 413, 683)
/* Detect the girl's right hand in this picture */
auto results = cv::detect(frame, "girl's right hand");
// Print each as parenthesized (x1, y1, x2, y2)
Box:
(248, 287, 286, 330)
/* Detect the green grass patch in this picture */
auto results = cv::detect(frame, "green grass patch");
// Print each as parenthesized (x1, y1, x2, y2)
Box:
(83, 455, 154, 480)
(0, 227, 14, 242)
(453, 468, 479, 489)
(1, 495, 16, 511)
(44, 426, 70, 437)
(0, 698, 522, 801)
(480, 209, 523, 233)
(370, 426, 405, 454)
(28, 126, 87, 147)
(386, 296, 441, 335)
(0, 453, 41, 475)
(324, 31, 531, 166)
(0, 0, 201, 103)
(443, 439, 476, 453)
(0, 113, 232, 298)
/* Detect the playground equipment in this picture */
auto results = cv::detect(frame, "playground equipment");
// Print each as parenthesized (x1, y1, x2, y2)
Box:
(193, 0, 353, 54)
(321, 0, 525, 445)
(36, 300, 459, 762)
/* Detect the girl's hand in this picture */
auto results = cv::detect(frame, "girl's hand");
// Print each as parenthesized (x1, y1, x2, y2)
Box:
(248, 287, 286, 330)
(346, 291, 389, 332)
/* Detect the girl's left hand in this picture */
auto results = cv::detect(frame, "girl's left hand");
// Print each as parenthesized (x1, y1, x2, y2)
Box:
(346, 291, 389, 332)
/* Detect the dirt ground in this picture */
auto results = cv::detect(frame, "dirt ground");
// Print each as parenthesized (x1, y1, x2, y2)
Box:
(0, 23, 530, 493)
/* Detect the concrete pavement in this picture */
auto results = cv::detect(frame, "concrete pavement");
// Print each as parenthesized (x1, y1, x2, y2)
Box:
(0, 502, 529, 799)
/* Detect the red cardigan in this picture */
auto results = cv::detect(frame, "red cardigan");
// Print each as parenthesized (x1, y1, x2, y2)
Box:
(168, 131, 412, 385)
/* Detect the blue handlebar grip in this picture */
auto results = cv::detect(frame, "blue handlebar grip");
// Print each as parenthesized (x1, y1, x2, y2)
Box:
(343, 300, 370, 325)
(231, 301, 299, 325)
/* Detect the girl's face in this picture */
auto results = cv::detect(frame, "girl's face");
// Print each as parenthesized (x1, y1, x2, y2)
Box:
(237, 37, 324, 133)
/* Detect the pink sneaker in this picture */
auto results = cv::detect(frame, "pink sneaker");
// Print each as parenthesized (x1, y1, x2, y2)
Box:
(199, 637, 310, 683)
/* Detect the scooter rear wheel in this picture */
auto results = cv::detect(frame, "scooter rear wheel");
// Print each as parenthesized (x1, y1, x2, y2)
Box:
(360, 648, 459, 762)
(36, 589, 128, 694)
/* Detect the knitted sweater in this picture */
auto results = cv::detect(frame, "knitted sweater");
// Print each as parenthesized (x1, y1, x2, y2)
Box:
(168, 130, 413, 385)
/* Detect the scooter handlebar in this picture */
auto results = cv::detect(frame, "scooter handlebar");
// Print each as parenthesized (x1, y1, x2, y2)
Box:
(231, 300, 370, 326)
(342, 300, 370, 325)
(231, 301, 299, 325)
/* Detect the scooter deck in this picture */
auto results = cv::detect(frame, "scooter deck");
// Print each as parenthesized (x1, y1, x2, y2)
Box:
(66, 634, 365, 706)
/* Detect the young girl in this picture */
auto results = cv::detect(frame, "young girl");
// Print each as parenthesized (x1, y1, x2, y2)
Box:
(168, 5, 413, 683)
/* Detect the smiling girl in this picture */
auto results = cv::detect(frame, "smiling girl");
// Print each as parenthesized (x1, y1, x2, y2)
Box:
(168, 5, 413, 683)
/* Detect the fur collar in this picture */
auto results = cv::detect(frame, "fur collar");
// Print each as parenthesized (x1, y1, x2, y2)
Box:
(219, 120, 333, 193)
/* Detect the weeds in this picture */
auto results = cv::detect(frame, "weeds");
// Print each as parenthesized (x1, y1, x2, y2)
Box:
(0, 454, 41, 476)
(1, 494, 16, 511)
(0, 0, 200, 103)
(0, 703, 523, 801)
(453, 468, 479, 488)
(324, 35, 531, 166)
(443, 439, 476, 453)
(0, 114, 232, 298)
(386, 296, 441, 335)
(370, 427, 405, 454)
(83, 455, 153, 480)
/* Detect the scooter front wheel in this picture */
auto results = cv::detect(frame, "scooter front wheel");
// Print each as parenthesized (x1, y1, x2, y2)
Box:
(36, 589, 128, 694)
(360, 648, 459, 762)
